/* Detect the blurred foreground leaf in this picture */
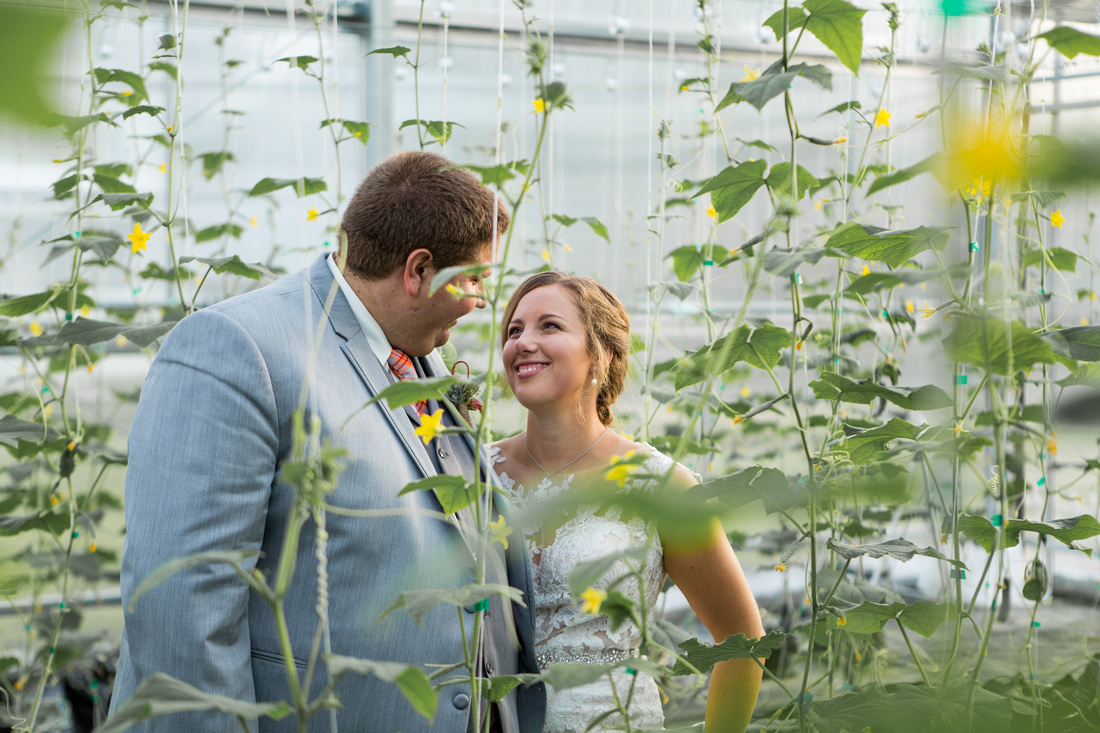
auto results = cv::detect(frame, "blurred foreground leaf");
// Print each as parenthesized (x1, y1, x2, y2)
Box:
(326, 656, 436, 722)
(0, 4, 70, 126)
(378, 584, 525, 625)
(671, 631, 788, 675)
(98, 673, 290, 733)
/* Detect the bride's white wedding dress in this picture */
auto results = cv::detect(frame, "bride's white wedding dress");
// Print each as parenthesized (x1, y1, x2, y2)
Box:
(490, 443, 674, 733)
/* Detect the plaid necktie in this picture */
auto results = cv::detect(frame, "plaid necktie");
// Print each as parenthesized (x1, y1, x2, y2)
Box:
(387, 348, 428, 415)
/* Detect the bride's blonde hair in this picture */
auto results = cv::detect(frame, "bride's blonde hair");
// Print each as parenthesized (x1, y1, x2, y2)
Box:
(501, 271, 631, 427)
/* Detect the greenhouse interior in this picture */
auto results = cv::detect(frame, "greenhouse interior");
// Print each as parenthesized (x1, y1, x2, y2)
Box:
(2, 0, 1100, 731)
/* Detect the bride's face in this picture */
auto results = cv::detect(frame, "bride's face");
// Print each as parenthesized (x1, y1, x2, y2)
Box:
(503, 284, 594, 414)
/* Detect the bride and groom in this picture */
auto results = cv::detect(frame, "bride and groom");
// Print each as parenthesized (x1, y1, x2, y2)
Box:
(111, 151, 763, 732)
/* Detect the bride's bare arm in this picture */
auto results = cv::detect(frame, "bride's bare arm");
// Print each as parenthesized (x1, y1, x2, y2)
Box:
(659, 465, 765, 733)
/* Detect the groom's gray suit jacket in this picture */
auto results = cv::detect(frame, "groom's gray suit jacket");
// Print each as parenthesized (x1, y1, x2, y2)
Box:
(111, 254, 545, 732)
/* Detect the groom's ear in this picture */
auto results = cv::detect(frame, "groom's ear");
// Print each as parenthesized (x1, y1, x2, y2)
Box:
(402, 248, 435, 298)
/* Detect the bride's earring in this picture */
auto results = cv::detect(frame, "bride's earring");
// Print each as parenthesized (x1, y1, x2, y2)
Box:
(591, 365, 598, 386)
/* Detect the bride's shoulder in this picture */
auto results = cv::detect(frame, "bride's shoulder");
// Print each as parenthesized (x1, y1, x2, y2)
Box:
(633, 441, 700, 491)
(488, 435, 522, 465)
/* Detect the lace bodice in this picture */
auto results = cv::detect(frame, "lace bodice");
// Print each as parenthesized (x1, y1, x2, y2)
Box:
(490, 443, 674, 733)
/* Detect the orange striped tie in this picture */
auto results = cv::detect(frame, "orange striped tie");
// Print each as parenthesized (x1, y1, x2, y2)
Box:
(387, 348, 428, 415)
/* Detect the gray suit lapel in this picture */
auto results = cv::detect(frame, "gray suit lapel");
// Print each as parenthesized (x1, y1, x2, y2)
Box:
(307, 255, 436, 480)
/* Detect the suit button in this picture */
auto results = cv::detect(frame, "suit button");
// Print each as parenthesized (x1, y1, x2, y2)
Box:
(486, 661, 494, 675)
(438, 446, 449, 460)
(453, 692, 470, 710)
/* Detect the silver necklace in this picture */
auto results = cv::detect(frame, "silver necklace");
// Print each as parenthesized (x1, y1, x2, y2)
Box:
(524, 426, 609, 478)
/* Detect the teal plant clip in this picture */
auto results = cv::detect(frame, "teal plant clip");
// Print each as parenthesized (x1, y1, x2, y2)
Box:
(950, 568, 966, 580)
(1037, 477, 1046, 487)
(472, 598, 490, 612)
(957, 375, 968, 385)
(969, 241, 979, 252)
(1031, 621, 1041, 628)
(992, 514, 1003, 527)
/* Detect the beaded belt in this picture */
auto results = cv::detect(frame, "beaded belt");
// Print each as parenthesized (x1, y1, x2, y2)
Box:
(535, 647, 638, 670)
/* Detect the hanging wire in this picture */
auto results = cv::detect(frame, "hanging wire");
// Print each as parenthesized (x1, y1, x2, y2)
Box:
(441, 1, 451, 154)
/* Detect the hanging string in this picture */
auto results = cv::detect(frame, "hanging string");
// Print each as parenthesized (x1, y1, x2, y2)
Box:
(547, 0, 555, 252)
(441, 1, 450, 154)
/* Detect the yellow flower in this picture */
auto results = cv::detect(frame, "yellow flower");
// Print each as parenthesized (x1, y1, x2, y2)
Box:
(80, 305, 90, 317)
(834, 136, 848, 144)
(915, 110, 929, 119)
(905, 300, 914, 314)
(88, 364, 94, 373)
(1051, 209, 1064, 229)
(875, 108, 891, 128)
(954, 422, 967, 436)
(14, 678, 25, 691)
(50, 495, 59, 506)
(413, 408, 445, 444)
(562, 244, 573, 253)
(445, 284, 462, 298)
(739, 65, 760, 82)
(605, 461, 637, 488)
(127, 222, 151, 253)
(706, 206, 717, 218)
(940, 533, 948, 544)
(580, 587, 607, 614)
(836, 617, 847, 627)
(796, 340, 804, 351)
(541, 248, 550, 262)
(680, 85, 689, 92)
(918, 301, 936, 320)
(89, 542, 97, 553)
(489, 515, 512, 550)
(159, 163, 166, 174)
(121, 90, 133, 96)
(67, 440, 77, 451)
(967, 178, 991, 200)
(166, 125, 173, 132)
(1047, 438, 1057, 455)
(307, 207, 319, 221)
(250, 217, 258, 228)
(733, 415, 744, 425)
(29, 321, 42, 337)
(116, 335, 128, 347)
(532, 98, 546, 113)
(775, 563, 787, 572)
(861, 265, 870, 276)
(740, 386, 750, 398)
(1082, 317, 1089, 326)
(814, 200, 822, 211)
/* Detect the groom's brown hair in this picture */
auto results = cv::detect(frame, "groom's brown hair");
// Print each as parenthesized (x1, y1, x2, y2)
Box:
(341, 151, 509, 279)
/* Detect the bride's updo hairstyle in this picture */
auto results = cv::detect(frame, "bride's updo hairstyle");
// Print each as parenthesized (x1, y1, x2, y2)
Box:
(501, 272, 631, 427)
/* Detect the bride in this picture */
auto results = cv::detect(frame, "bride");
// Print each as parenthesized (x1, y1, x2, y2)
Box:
(489, 272, 765, 733)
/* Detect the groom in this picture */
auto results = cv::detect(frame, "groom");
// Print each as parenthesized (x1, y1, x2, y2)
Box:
(111, 151, 545, 732)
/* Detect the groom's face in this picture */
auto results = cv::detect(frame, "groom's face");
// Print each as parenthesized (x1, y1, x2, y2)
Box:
(405, 242, 494, 356)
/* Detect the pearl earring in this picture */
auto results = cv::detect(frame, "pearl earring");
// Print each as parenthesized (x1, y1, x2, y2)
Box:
(591, 366, 598, 386)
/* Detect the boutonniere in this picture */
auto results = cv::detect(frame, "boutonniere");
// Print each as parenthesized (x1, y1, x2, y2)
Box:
(445, 360, 483, 427)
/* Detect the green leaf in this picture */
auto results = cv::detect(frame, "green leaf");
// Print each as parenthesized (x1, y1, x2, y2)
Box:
(398, 475, 481, 515)
(1049, 325, 1100, 362)
(765, 246, 827, 278)
(368, 45, 412, 59)
(763, 7, 809, 40)
(92, 192, 153, 211)
(844, 265, 968, 295)
(866, 153, 943, 195)
(0, 510, 70, 537)
(827, 538, 967, 569)
(670, 631, 788, 675)
(193, 223, 244, 243)
(157, 33, 177, 50)
(275, 55, 319, 71)
(1035, 26, 1100, 60)
(952, 513, 1100, 554)
(803, 0, 868, 75)
(52, 173, 83, 198)
(674, 323, 790, 390)
(247, 176, 327, 197)
(400, 119, 465, 146)
(731, 70, 800, 111)
(48, 113, 113, 136)
(198, 152, 235, 180)
(692, 160, 767, 223)
(687, 466, 792, 512)
(766, 162, 820, 201)
(943, 316, 1068, 376)
(818, 99, 861, 117)
(365, 376, 462, 411)
(179, 255, 264, 280)
(581, 217, 610, 243)
(0, 4, 71, 126)
(0, 291, 58, 317)
(809, 373, 954, 410)
(93, 172, 136, 195)
(666, 245, 729, 282)
(1022, 246, 1079, 273)
(326, 656, 436, 722)
(93, 67, 149, 104)
(378, 584, 526, 625)
(147, 61, 177, 80)
(428, 262, 499, 297)
(0, 413, 56, 447)
(55, 318, 178, 349)
(826, 222, 951, 268)
(320, 119, 371, 145)
(120, 105, 166, 120)
(97, 673, 290, 733)
(129, 550, 263, 611)
(715, 83, 746, 112)
(461, 160, 529, 189)
(841, 417, 923, 464)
